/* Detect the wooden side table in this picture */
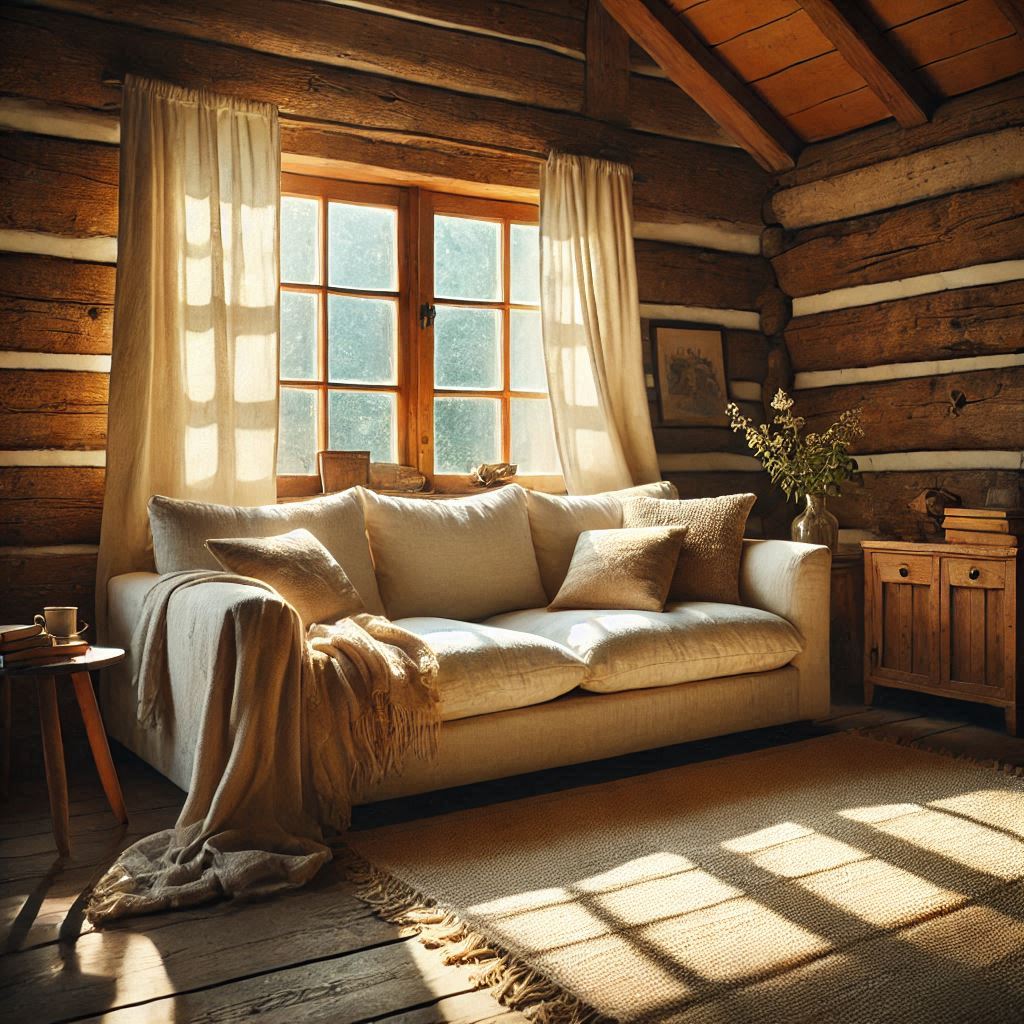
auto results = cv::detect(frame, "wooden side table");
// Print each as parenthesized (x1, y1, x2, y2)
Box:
(0, 646, 128, 856)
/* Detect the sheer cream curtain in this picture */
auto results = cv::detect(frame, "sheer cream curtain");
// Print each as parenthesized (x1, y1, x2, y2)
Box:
(539, 152, 660, 494)
(96, 76, 281, 632)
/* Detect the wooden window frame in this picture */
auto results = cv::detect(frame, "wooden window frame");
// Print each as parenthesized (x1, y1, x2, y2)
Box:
(277, 175, 563, 497)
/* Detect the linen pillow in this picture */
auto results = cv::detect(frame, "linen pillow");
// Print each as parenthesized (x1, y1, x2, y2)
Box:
(526, 481, 678, 600)
(148, 489, 384, 614)
(622, 493, 756, 604)
(361, 484, 547, 621)
(205, 529, 365, 628)
(548, 526, 687, 612)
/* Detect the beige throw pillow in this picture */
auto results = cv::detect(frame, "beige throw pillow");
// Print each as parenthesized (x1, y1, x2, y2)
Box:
(148, 489, 384, 614)
(549, 526, 687, 612)
(362, 484, 548, 621)
(526, 481, 678, 600)
(205, 529, 366, 628)
(623, 493, 756, 604)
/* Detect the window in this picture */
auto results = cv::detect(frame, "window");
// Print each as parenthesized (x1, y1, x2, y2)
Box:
(277, 175, 561, 494)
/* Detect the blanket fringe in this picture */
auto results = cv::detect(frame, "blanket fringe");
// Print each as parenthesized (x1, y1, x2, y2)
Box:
(846, 725, 1024, 777)
(345, 855, 607, 1023)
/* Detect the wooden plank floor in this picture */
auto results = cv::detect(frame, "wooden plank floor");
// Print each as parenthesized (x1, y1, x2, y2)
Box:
(2, 682, 1023, 1023)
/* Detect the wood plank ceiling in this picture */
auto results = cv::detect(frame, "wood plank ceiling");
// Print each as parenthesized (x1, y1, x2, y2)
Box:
(620, 0, 1024, 166)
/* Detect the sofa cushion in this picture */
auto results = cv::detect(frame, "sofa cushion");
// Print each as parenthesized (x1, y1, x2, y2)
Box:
(526, 481, 678, 600)
(396, 617, 588, 721)
(205, 528, 365, 628)
(623, 493, 756, 604)
(486, 602, 803, 693)
(362, 485, 547, 621)
(148, 490, 384, 614)
(549, 526, 687, 612)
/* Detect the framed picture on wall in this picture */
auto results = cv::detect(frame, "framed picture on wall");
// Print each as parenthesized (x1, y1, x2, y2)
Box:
(650, 322, 729, 427)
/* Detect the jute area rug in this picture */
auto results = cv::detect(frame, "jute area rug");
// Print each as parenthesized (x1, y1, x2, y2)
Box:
(347, 733, 1024, 1024)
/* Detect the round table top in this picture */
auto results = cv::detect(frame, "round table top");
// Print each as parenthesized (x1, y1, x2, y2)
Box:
(0, 645, 126, 678)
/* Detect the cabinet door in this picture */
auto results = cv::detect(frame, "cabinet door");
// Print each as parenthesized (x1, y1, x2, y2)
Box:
(940, 556, 1012, 696)
(867, 553, 937, 686)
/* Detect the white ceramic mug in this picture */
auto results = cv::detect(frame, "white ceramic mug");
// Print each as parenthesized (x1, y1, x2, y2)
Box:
(34, 607, 86, 639)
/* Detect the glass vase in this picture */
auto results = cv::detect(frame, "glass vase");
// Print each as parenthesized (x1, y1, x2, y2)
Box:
(791, 493, 839, 552)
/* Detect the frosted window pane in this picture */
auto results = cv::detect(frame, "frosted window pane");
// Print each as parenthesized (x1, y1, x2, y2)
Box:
(512, 398, 560, 475)
(510, 309, 547, 392)
(277, 387, 318, 475)
(328, 202, 397, 291)
(434, 215, 501, 301)
(434, 397, 499, 474)
(434, 306, 501, 391)
(281, 196, 319, 285)
(328, 391, 396, 463)
(280, 291, 317, 381)
(510, 223, 540, 305)
(327, 295, 396, 385)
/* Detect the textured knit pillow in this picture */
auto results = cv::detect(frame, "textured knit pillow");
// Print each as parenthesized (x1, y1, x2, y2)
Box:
(149, 489, 384, 614)
(205, 528, 365, 628)
(361, 484, 547, 621)
(526, 481, 678, 600)
(548, 526, 687, 612)
(623, 493, 756, 604)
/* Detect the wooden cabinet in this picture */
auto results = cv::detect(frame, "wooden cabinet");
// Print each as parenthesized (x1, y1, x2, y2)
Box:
(863, 541, 1022, 734)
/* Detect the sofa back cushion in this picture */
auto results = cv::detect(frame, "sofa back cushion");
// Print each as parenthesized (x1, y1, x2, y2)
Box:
(526, 481, 677, 599)
(362, 484, 547, 621)
(148, 490, 384, 614)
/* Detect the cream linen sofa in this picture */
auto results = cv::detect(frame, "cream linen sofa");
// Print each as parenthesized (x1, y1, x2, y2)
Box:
(103, 482, 831, 803)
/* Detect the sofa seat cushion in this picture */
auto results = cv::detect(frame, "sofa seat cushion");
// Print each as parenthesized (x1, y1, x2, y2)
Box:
(396, 617, 588, 722)
(485, 603, 803, 694)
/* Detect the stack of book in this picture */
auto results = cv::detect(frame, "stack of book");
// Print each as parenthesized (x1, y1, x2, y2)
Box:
(942, 508, 1024, 547)
(0, 623, 89, 670)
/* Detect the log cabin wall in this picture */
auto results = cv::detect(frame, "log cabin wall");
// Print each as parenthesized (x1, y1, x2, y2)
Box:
(0, 0, 775, 624)
(765, 76, 1024, 541)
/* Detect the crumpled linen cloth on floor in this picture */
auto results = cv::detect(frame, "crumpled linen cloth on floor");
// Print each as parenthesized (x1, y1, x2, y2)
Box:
(87, 570, 439, 923)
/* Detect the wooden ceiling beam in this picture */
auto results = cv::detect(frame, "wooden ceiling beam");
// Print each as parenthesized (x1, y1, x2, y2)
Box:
(600, 0, 800, 172)
(992, 0, 1024, 40)
(797, 0, 934, 128)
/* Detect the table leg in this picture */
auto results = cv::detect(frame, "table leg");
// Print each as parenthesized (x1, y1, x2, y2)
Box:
(36, 676, 70, 857)
(71, 671, 128, 824)
(1, 675, 10, 800)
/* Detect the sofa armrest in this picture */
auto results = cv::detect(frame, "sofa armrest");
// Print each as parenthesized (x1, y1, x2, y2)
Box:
(739, 539, 832, 719)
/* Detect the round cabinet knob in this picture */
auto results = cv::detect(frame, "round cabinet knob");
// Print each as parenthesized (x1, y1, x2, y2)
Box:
(899, 566, 910, 578)
(969, 567, 980, 581)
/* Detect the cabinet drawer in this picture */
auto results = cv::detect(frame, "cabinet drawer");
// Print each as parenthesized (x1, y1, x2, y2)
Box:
(873, 553, 932, 585)
(943, 558, 1006, 590)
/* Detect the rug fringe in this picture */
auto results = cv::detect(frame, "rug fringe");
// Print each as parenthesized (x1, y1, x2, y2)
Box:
(344, 854, 607, 1023)
(847, 725, 1024, 777)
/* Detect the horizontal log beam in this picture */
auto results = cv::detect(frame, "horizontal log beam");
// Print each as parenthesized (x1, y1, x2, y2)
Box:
(0, 369, 108, 449)
(24, 0, 584, 117)
(769, 126, 1024, 230)
(777, 76, 1024, 189)
(797, 366, 1024, 454)
(797, 0, 933, 129)
(0, 131, 119, 238)
(831, 469, 1024, 541)
(296, 0, 588, 56)
(652, 426, 751, 456)
(772, 178, 1024, 298)
(635, 240, 773, 310)
(601, 0, 800, 172)
(785, 279, 1024, 372)
(0, 544, 97, 626)
(0, 466, 104, 545)
(0, 8, 766, 229)
(0, 253, 114, 355)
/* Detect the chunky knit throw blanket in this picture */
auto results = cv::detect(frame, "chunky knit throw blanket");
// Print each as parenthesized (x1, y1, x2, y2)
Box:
(88, 571, 439, 923)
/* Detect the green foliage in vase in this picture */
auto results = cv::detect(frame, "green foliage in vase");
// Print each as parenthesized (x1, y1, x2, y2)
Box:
(726, 389, 864, 503)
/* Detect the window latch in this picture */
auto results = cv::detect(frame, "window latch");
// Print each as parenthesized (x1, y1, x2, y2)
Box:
(419, 303, 437, 329)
